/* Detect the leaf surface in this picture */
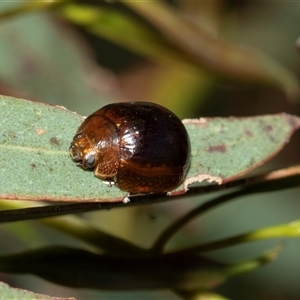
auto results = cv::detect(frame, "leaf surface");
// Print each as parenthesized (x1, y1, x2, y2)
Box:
(0, 2, 110, 115)
(0, 95, 127, 202)
(59, 2, 300, 99)
(0, 96, 299, 202)
(121, 1, 300, 99)
(178, 113, 300, 193)
(0, 281, 75, 300)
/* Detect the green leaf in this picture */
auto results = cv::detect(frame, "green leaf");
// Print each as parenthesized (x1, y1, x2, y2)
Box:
(0, 281, 75, 300)
(58, 3, 197, 72)
(0, 95, 299, 202)
(224, 245, 283, 277)
(58, 2, 300, 100)
(178, 114, 300, 194)
(0, 1, 109, 115)
(0, 95, 127, 202)
(1, 2, 298, 100)
(121, 1, 300, 100)
(175, 290, 230, 300)
(0, 245, 281, 291)
(0, 246, 227, 290)
(171, 220, 300, 255)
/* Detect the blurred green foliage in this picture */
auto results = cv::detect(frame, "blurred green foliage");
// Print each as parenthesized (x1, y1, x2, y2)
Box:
(0, 1, 299, 299)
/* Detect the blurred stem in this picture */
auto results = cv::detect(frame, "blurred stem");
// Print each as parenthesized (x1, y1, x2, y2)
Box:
(121, 1, 300, 100)
(40, 215, 146, 255)
(58, 3, 200, 74)
(0, 201, 144, 255)
(0, 0, 59, 21)
(152, 165, 300, 253)
(225, 245, 283, 277)
(178, 0, 224, 36)
(168, 220, 300, 255)
(152, 190, 245, 253)
(173, 246, 282, 299)
(174, 290, 230, 300)
(0, 166, 299, 256)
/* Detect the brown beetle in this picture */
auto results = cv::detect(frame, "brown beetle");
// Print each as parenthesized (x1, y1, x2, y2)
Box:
(69, 102, 190, 194)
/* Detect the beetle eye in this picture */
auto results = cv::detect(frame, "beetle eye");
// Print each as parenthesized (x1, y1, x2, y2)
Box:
(86, 154, 95, 169)
(74, 133, 83, 140)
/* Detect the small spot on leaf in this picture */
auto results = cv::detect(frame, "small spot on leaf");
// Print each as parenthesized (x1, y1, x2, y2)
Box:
(36, 128, 46, 135)
(244, 130, 253, 137)
(263, 125, 273, 133)
(50, 137, 59, 146)
(206, 144, 227, 153)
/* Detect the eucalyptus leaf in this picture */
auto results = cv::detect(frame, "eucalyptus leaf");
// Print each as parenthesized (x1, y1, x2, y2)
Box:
(0, 245, 280, 291)
(0, 2, 110, 115)
(0, 95, 299, 202)
(121, 1, 300, 100)
(0, 246, 228, 290)
(0, 95, 127, 202)
(179, 113, 300, 193)
(0, 281, 75, 300)
(58, 4, 200, 70)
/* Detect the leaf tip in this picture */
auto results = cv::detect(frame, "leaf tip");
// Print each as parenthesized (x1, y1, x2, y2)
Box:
(282, 113, 300, 131)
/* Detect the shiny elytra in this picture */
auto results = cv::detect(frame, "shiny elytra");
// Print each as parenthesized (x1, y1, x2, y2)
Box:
(69, 102, 191, 193)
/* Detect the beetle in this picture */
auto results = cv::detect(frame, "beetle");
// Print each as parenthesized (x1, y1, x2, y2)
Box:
(69, 102, 190, 194)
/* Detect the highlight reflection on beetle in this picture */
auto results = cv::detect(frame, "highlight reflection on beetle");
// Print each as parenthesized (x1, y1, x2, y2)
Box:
(69, 102, 191, 194)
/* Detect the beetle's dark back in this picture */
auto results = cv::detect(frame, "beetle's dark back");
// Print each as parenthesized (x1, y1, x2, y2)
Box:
(101, 102, 190, 166)
(100, 102, 190, 193)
